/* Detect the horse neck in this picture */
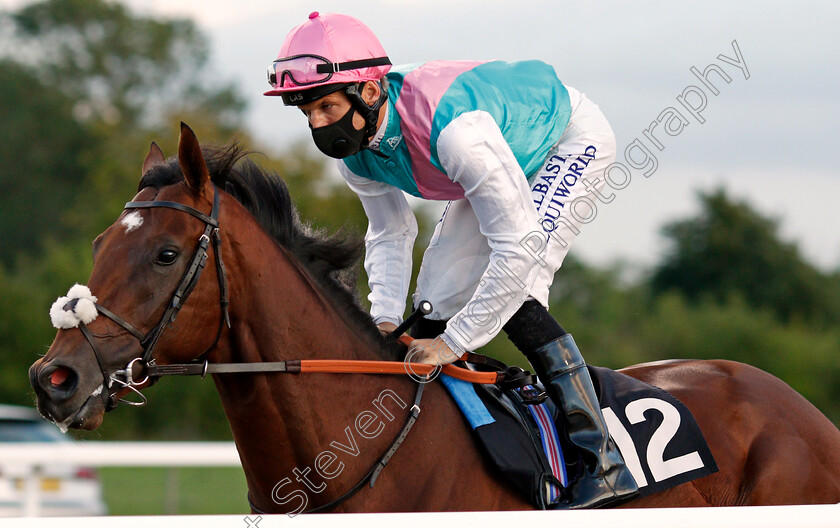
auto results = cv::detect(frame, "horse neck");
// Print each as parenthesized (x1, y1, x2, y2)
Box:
(210, 208, 399, 509)
(220, 201, 379, 363)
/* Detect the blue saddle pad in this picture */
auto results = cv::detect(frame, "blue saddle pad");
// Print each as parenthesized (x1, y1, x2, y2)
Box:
(440, 374, 565, 508)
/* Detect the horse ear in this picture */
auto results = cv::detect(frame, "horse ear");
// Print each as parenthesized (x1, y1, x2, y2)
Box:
(177, 122, 210, 194)
(142, 142, 166, 176)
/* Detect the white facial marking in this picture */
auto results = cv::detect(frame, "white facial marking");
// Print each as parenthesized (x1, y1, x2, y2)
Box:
(121, 211, 144, 233)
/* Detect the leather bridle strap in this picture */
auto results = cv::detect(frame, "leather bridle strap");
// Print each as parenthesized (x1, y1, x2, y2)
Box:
(93, 303, 145, 341)
(121, 188, 230, 366)
(124, 200, 218, 227)
(144, 331, 502, 384)
(78, 322, 113, 388)
(145, 358, 500, 384)
(126, 192, 220, 364)
(248, 377, 427, 515)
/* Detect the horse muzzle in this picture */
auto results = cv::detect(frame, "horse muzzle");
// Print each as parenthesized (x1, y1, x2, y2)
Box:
(29, 359, 109, 431)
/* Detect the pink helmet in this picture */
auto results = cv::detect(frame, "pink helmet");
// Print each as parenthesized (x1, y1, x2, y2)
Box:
(264, 12, 391, 105)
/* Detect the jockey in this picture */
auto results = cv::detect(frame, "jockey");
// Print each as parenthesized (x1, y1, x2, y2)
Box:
(265, 11, 638, 509)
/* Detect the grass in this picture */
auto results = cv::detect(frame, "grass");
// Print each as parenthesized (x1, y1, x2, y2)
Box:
(98, 466, 249, 515)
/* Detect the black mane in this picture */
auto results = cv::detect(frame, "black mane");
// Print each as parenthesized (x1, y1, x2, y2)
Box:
(138, 143, 400, 359)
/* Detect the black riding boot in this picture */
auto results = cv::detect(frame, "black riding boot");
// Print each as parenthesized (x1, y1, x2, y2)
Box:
(526, 335, 639, 509)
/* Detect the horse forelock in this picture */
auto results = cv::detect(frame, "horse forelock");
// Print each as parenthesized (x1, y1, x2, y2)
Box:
(136, 142, 400, 360)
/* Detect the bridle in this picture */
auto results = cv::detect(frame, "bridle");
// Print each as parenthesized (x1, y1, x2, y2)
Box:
(75, 184, 230, 409)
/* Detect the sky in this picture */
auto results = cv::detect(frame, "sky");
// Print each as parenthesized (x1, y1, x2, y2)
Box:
(4, 0, 839, 272)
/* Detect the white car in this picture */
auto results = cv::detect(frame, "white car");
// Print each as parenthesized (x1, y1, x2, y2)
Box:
(0, 405, 106, 516)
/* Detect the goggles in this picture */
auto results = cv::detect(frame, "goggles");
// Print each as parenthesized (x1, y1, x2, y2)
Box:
(267, 54, 391, 88)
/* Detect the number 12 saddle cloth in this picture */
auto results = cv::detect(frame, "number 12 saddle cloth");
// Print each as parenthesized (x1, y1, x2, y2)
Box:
(440, 364, 718, 509)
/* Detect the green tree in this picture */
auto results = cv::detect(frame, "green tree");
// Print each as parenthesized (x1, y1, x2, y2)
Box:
(0, 1, 409, 438)
(0, 0, 246, 264)
(637, 292, 840, 424)
(651, 188, 840, 325)
(0, 0, 245, 438)
(0, 60, 94, 266)
(3, 0, 242, 131)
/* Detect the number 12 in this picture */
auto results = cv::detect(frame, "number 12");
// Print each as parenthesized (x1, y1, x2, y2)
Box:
(602, 397, 704, 488)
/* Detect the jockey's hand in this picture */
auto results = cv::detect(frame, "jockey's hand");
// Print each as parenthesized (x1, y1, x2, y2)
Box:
(408, 337, 461, 366)
(377, 321, 398, 338)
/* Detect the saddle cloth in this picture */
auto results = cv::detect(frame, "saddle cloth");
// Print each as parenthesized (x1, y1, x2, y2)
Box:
(440, 365, 718, 509)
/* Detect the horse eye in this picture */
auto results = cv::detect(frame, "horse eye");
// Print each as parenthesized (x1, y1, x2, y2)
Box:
(156, 249, 178, 266)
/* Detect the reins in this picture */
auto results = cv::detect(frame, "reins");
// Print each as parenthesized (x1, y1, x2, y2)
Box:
(145, 354, 499, 384)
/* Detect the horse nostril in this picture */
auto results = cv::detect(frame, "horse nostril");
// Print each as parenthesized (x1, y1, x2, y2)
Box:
(41, 365, 79, 400)
(51, 367, 71, 387)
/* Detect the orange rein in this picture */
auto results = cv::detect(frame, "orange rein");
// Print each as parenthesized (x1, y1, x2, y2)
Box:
(296, 335, 498, 384)
(297, 359, 497, 384)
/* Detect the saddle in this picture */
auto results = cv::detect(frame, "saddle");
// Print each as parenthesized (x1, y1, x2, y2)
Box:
(436, 356, 719, 509)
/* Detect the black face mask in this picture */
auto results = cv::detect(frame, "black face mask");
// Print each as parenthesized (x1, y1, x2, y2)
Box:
(310, 107, 366, 159)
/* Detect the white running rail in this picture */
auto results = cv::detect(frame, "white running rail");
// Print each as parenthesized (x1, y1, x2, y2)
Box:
(0, 442, 837, 526)
(0, 442, 239, 516)
(1, 506, 839, 527)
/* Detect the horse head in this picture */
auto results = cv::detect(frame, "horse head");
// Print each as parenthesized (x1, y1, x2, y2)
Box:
(29, 123, 242, 430)
(30, 121, 372, 432)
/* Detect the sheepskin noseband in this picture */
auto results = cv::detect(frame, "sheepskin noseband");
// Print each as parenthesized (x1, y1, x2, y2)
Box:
(50, 284, 99, 329)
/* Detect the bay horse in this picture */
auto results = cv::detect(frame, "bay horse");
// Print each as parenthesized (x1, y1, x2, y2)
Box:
(30, 124, 840, 512)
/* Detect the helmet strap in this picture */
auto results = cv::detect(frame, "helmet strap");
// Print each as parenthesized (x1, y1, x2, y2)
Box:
(343, 82, 387, 149)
